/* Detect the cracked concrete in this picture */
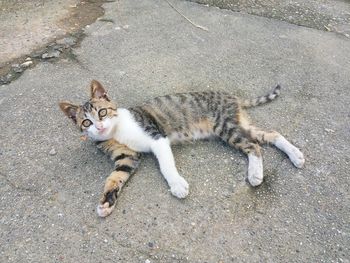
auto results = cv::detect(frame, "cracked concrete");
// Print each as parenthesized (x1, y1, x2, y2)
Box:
(0, 0, 106, 83)
(0, 0, 349, 262)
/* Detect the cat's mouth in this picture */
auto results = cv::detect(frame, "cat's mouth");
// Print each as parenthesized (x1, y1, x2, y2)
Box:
(98, 128, 107, 134)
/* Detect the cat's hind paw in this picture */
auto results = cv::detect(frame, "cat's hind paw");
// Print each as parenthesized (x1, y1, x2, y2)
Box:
(170, 176, 189, 198)
(248, 170, 263, 186)
(248, 155, 264, 187)
(288, 146, 305, 168)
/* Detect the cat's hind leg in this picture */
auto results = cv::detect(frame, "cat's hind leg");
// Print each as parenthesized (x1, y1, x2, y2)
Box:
(226, 135, 264, 186)
(248, 128, 305, 168)
(216, 122, 264, 186)
(239, 141, 264, 186)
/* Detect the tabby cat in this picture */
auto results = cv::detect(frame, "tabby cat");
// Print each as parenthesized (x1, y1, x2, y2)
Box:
(59, 80, 304, 217)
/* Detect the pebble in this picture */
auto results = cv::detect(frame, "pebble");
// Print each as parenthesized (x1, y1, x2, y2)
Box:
(21, 61, 33, 68)
(324, 128, 335, 133)
(0, 73, 12, 85)
(145, 260, 151, 263)
(56, 36, 77, 47)
(42, 50, 60, 59)
(49, 149, 57, 156)
(12, 64, 23, 73)
(50, 44, 64, 51)
(32, 50, 45, 58)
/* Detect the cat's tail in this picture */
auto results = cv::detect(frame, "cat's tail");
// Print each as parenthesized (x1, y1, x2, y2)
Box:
(241, 85, 281, 108)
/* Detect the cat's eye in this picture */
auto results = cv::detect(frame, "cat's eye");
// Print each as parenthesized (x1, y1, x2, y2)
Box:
(82, 119, 92, 128)
(98, 108, 107, 118)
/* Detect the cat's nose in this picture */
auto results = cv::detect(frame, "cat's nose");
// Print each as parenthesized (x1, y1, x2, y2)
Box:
(96, 122, 104, 130)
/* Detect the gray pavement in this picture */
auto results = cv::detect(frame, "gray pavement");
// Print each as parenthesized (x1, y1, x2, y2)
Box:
(1, 0, 350, 262)
(188, 0, 350, 36)
(0, 0, 105, 85)
(0, 0, 78, 65)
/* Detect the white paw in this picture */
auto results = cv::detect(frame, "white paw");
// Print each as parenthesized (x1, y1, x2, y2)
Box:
(169, 176, 189, 198)
(97, 202, 115, 218)
(248, 168, 263, 186)
(248, 155, 264, 187)
(288, 146, 305, 168)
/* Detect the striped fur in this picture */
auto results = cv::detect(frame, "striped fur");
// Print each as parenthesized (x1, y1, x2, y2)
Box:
(59, 80, 305, 217)
(95, 139, 141, 217)
(241, 85, 281, 108)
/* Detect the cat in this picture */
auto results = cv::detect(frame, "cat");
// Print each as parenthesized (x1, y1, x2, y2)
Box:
(59, 80, 305, 217)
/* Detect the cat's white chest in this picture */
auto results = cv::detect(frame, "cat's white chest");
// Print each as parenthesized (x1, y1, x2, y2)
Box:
(113, 108, 154, 152)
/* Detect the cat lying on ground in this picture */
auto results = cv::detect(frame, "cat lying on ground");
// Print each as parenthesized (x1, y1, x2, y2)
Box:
(59, 80, 304, 217)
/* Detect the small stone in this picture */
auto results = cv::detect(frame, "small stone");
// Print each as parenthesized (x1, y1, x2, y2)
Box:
(42, 50, 60, 59)
(12, 64, 23, 73)
(145, 260, 151, 263)
(147, 242, 154, 248)
(0, 73, 13, 84)
(324, 128, 335, 133)
(56, 37, 77, 47)
(21, 61, 33, 68)
(32, 50, 45, 58)
(50, 44, 64, 51)
(49, 149, 57, 156)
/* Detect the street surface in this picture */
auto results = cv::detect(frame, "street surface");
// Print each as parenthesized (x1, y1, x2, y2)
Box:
(0, 0, 349, 262)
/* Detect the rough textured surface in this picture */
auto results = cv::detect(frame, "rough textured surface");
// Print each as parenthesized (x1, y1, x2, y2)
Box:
(1, 0, 350, 262)
(0, 0, 77, 65)
(188, 0, 350, 36)
(0, 0, 105, 66)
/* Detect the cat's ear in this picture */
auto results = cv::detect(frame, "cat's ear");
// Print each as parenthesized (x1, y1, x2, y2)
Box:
(59, 101, 79, 124)
(90, 80, 109, 101)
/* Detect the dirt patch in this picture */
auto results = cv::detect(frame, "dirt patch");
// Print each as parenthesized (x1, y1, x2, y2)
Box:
(0, 0, 108, 85)
(58, 0, 107, 32)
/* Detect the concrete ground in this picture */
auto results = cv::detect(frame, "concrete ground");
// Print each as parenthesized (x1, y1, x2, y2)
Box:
(188, 0, 350, 36)
(0, 0, 104, 65)
(0, 0, 349, 262)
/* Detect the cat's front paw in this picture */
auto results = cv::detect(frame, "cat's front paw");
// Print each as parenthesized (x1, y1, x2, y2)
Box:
(97, 202, 115, 218)
(97, 187, 119, 217)
(169, 176, 189, 198)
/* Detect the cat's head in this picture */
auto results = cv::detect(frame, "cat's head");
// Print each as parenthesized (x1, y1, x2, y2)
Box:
(59, 80, 117, 141)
